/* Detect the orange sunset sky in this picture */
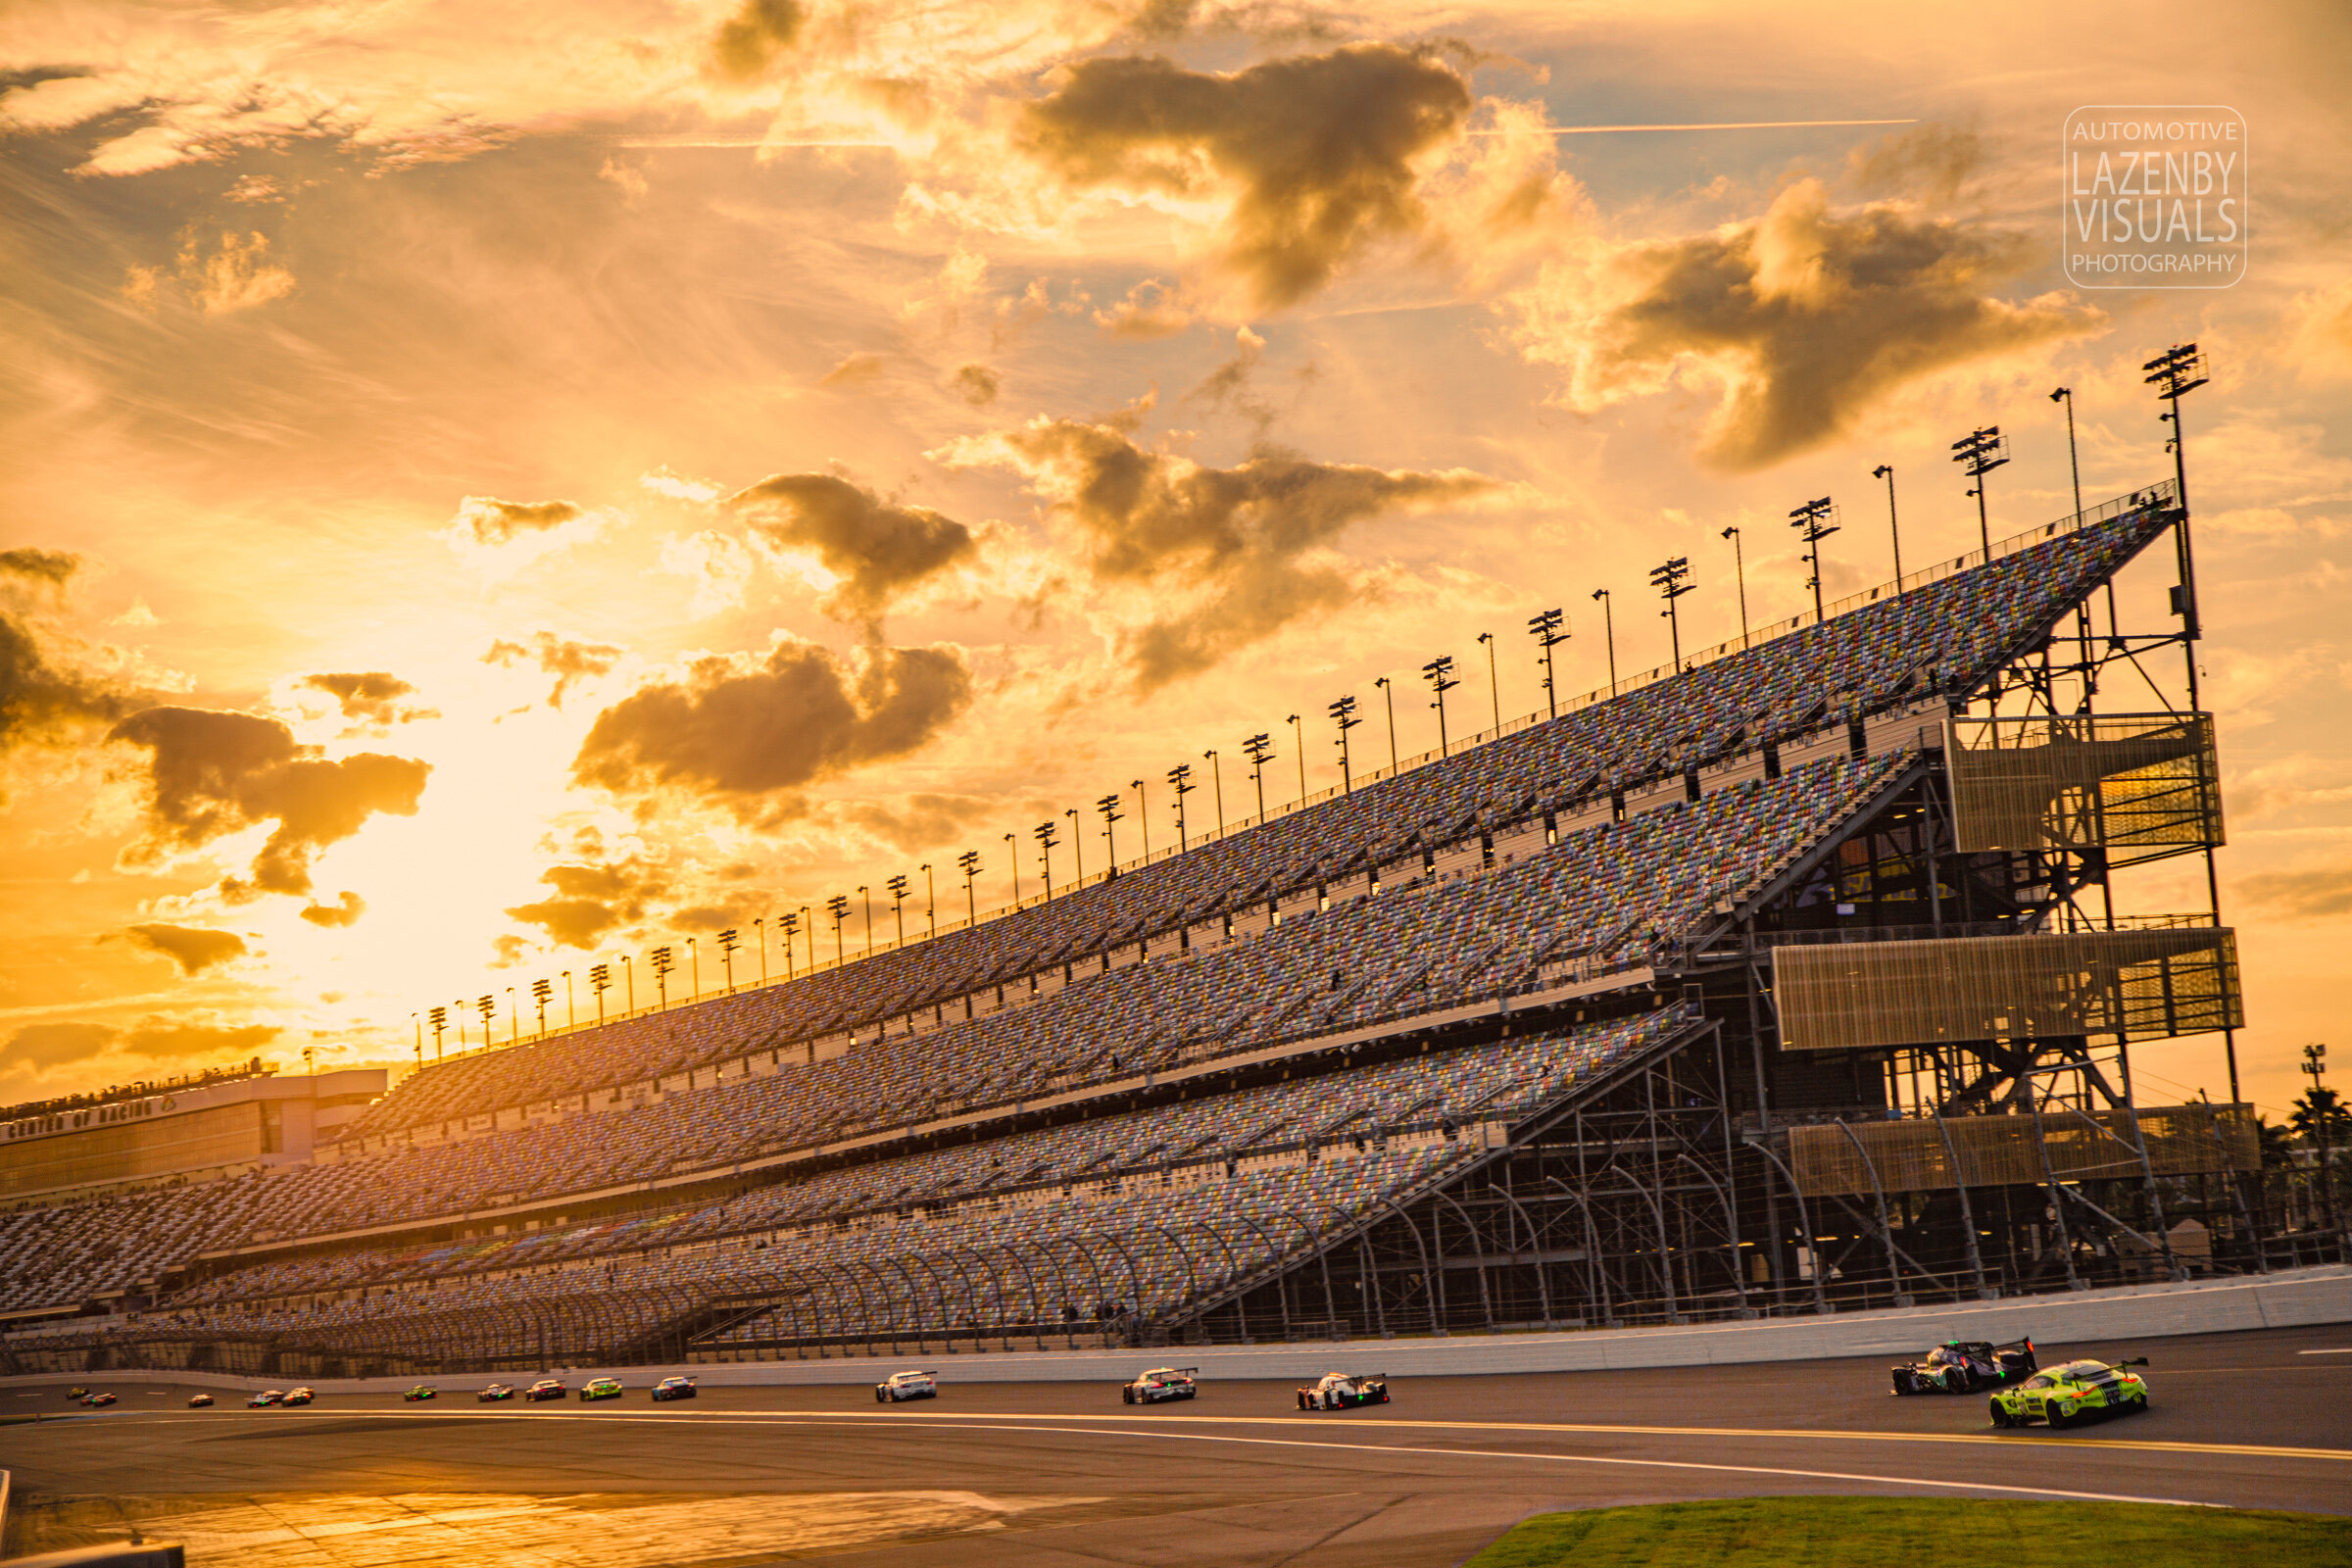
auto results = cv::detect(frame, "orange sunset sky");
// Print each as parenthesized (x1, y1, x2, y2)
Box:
(2, 0, 2347, 1122)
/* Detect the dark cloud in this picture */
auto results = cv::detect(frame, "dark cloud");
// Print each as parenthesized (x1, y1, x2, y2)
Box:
(726, 473, 975, 629)
(1, 604, 140, 760)
(108, 707, 431, 898)
(1561, 180, 2104, 470)
(301, 671, 420, 723)
(1844, 123, 1984, 203)
(953, 363, 1002, 407)
(119, 1020, 280, 1059)
(0, 548, 78, 588)
(299, 891, 367, 928)
(710, 0, 804, 80)
(819, 352, 887, 387)
(1185, 324, 1274, 434)
(2237, 866, 2352, 921)
(504, 855, 666, 951)
(124, 922, 248, 975)
(6, 1022, 118, 1070)
(840, 791, 1000, 851)
(954, 416, 1492, 687)
(573, 641, 971, 812)
(483, 632, 623, 708)
(1018, 44, 1473, 308)
(451, 496, 583, 546)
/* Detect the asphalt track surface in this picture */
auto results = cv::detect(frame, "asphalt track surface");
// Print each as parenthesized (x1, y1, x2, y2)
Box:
(4, 1323, 2348, 1567)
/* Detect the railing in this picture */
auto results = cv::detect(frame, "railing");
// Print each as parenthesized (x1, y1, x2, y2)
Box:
(399, 483, 2179, 1070)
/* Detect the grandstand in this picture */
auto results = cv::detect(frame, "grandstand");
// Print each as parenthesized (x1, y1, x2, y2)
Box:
(0, 479, 2290, 1379)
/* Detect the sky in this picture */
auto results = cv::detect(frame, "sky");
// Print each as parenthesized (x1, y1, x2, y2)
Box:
(2, 0, 2347, 1122)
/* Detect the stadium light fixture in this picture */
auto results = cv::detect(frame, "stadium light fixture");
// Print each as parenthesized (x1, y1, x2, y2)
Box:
(779, 913, 801, 982)
(752, 918, 765, 986)
(1476, 633, 1500, 732)
(1787, 498, 1838, 624)
(1328, 696, 1360, 794)
(648, 949, 672, 1010)
(921, 863, 936, 941)
(958, 850, 982, 926)
(1372, 677, 1398, 770)
(1243, 732, 1273, 820)
(857, 887, 872, 958)
(588, 964, 610, 1025)
(1950, 425, 2008, 558)
(505, 986, 517, 1044)
(411, 1011, 420, 1067)
(1167, 762, 1194, 847)
(795, 906, 810, 976)
(477, 994, 496, 1044)
(1527, 610, 1567, 718)
(824, 896, 849, 966)
(427, 1005, 445, 1060)
(1591, 589, 1617, 695)
(1004, 832, 1020, 903)
(1065, 808, 1084, 885)
(885, 876, 908, 951)
(1648, 556, 1694, 667)
(717, 928, 741, 992)
(531, 976, 552, 1036)
(1719, 528, 1749, 645)
(688, 935, 701, 1001)
(562, 970, 573, 1029)
(2047, 389, 2084, 522)
(1203, 749, 1226, 834)
(1286, 714, 1306, 804)
(1421, 656, 1458, 757)
(621, 954, 634, 1013)
(1871, 466, 1903, 589)
(2145, 342, 2210, 642)
(1032, 820, 1057, 901)
(1097, 793, 1122, 870)
(1127, 781, 1149, 860)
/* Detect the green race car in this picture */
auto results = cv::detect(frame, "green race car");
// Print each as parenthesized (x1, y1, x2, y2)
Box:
(579, 1377, 624, 1402)
(1989, 1357, 2150, 1430)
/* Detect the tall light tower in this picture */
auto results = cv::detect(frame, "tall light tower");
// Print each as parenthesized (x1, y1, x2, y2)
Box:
(957, 850, 982, 925)
(1032, 819, 1057, 900)
(1167, 762, 1194, 846)
(1719, 527, 1748, 643)
(1527, 609, 1567, 718)
(825, 895, 850, 964)
(1951, 425, 2008, 558)
(648, 950, 671, 1009)
(1422, 655, 1458, 757)
(1871, 464, 1903, 587)
(1788, 496, 1838, 623)
(2144, 342, 2210, 642)
(588, 966, 610, 1025)
(1648, 557, 1693, 667)
(715, 928, 740, 992)
(1591, 588, 1617, 695)
(1096, 792, 1123, 870)
(1372, 677, 1397, 769)
(885, 874, 909, 949)
(1329, 695, 1360, 793)
(530, 976, 552, 1035)
(1129, 779, 1150, 858)
(1244, 732, 1273, 819)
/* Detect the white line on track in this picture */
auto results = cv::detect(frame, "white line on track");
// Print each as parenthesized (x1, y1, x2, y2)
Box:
(2298, 1348, 2352, 1355)
(92, 1408, 2219, 1509)
(78, 1406, 2352, 1467)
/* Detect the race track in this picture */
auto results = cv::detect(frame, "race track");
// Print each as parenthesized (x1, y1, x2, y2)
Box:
(4, 1321, 2348, 1566)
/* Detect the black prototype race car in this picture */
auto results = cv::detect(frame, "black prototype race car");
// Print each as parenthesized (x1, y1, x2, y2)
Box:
(1891, 1338, 2037, 1396)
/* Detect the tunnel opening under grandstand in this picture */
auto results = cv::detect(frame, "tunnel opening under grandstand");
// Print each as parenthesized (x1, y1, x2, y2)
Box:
(4, 482, 2326, 1377)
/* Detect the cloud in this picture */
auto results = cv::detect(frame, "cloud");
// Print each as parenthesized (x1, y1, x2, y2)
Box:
(506, 854, 667, 951)
(2287, 279, 2352, 383)
(108, 707, 431, 899)
(299, 891, 367, 928)
(4, 1022, 120, 1071)
(573, 640, 972, 813)
(0, 549, 78, 588)
(1186, 324, 1273, 432)
(1508, 179, 2107, 470)
(726, 473, 976, 629)
(940, 415, 1493, 686)
(660, 529, 758, 617)
(117, 1020, 281, 1060)
(301, 671, 420, 723)
(483, 632, 624, 708)
(1093, 277, 1196, 339)
(449, 496, 584, 546)
(710, 0, 805, 81)
(1, 573, 142, 760)
(819, 352, 888, 388)
(1843, 123, 1984, 203)
(123, 922, 249, 976)
(1017, 44, 1474, 308)
(124, 230, 298, 317)
(953, 363, 1002, 407)
(2236, 866, 2352, 922)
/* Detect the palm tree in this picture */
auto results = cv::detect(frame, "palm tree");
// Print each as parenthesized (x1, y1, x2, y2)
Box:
(2290, 1088, 2348, 1240)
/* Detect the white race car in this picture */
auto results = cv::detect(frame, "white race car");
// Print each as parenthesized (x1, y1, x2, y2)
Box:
(1297, 1372, 1388, 1411)
(875, 1370, 939, 1402)
(1121, 1367, 1199, 1405)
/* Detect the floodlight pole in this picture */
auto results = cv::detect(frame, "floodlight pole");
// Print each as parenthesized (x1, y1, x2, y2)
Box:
(1130, 780, 1150, 859)
(1787, 498, 1838, 624)
(1204, 750, 1226, 835)
(1591, 589, 1617, 695)
(1527, 609, 1566, 718)
(1720, 528, 1748, 644)
(1167, 762, 1194, 848)
(1648, 558, 1693, 667)
(1243, 734, 1272, 819)
(1421, 656, 1458, 757)
(1096, 793, 1122, 871)
(1065, 808, 1084, 886)
(1373, 678, 1397, 770)
(1329, 696, 1359, 793)
(1004, 832, 1020, 903)
(1286, 713, 1305, 803)
(1951, 425, 2008, 559)
(1476, 632, 1500, 732)
(1871, 465, 1903, 587)
(959, 850, 981, 925)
